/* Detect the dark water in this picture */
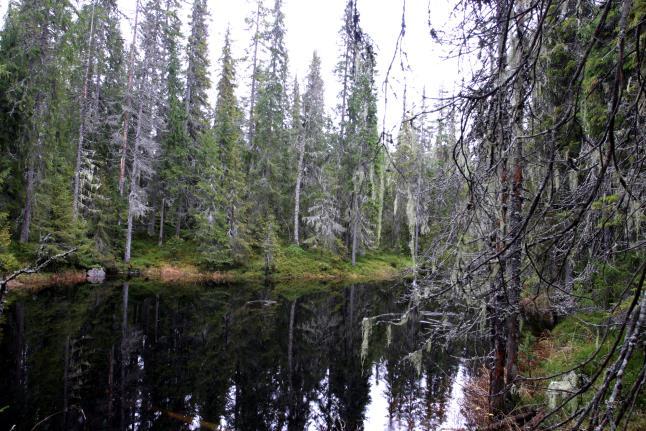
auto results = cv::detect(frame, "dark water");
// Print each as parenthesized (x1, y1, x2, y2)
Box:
(0, 281, 471, 430)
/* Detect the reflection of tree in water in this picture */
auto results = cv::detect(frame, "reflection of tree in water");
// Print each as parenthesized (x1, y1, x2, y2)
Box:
(374, 306, 463, 430)
(326, 285, 372, 430)
(0, 281, 467, 431)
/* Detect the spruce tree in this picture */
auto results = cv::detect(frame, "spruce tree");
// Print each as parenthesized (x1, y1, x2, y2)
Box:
(123, 0, 165, 262)
(157, 0, 188, 246)
(291, 78, 304, 244)
(294, 52, 326, 245)
(185, 0, 212, 142)
(179, 0, 212, 234)
(250, 0, 290, 232)
(0, 0, 74, 243)
(244, 0, 269, 147)
(69, 0, 127, 258)
(196, 29, 249, 267)
(343, 40, 380, 265)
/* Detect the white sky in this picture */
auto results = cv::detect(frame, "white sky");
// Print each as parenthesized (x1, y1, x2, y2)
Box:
(0, 0, 462, 134)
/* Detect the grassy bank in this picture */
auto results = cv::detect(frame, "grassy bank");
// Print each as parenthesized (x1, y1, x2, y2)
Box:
(7, 238, 411, 288)
(128, 238, 411, 284)
(515, 306, 646, 430)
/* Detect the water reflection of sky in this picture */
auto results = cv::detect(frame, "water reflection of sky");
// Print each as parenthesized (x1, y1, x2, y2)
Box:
(363, 362, 467, 431)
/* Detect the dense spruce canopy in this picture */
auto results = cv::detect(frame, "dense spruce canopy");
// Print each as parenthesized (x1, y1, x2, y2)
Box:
(0, 0, 644, 429)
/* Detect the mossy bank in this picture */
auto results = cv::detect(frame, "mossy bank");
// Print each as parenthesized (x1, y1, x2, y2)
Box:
(8, 238, 412, 288)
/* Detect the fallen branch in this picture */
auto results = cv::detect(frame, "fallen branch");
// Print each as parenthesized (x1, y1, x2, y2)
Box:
(0, 246, 77, 309)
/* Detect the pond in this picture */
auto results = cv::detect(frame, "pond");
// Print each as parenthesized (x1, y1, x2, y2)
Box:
(0, 281, 473, 430)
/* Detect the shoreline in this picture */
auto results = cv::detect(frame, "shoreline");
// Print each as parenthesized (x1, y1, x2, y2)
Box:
(6, 254, 409, 292)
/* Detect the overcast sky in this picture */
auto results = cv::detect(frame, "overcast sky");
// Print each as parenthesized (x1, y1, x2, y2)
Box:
(202, 0, 461, 134)
(0, 0, 462, 134)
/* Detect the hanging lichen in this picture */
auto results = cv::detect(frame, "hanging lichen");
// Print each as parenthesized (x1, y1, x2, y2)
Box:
(361, 316, 374, 366)
(406, 188, 417, 269)
(385, 324, 392, 348)
(406, 349, 423, 376)
(393, 311, 409, 327)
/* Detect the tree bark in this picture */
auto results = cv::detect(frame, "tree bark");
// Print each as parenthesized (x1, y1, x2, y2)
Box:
(124, 91, 145, 263)
(375, 160, 385, 248)
(351, 190, 359, 266)
(505, 0, 528, 390)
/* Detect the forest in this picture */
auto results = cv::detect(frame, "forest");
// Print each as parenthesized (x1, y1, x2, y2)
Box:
(0, 0, 644, 430)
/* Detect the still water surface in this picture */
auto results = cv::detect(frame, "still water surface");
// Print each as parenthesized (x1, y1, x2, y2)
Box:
(0, 281, 471, 430)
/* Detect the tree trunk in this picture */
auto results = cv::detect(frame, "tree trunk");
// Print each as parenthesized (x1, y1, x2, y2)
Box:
(293, 139, 305, 244)
(505, 0, 528, 390)
(124, 208, 134, 263)
(124, 95, 145, 263)
(175, 206, 182, 238)
(487, 0, 511, 415)
(490, 270, 507, 415)
(19, 162, 35, 243)
(158, 198, 165, 246)
(147, 186, 157, 236)
(73, 1, 97, 220)
(375, 160, 385, 248)
(119, 0, 140, 196)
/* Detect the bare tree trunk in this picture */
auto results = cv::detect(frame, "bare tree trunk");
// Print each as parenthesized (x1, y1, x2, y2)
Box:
(73, 1, 97, 220)
(505, 0, 528, 390)
(506, 147, 522, 389)
(158, 198, 165, 246)
(487, 0, 511, 415)
(147, 186, 157, 236)
(119, 0, 140, 196)
(375, 161, 385, 248)
(124, 97, 145, 263)
(490, 268, 507, 415)
(293, 139, 305, 244)
(506, 126, 523, 390)
(124, 208, 134, 263)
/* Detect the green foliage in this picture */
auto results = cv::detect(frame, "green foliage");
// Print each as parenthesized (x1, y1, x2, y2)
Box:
(576, 252, 645, 308)
(261, 216, 282, 274)
(522, 310, 645, 415)
(248, 0, 292, 230)
(33, 170, 96, 267)
(0, 170, 17, 274)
